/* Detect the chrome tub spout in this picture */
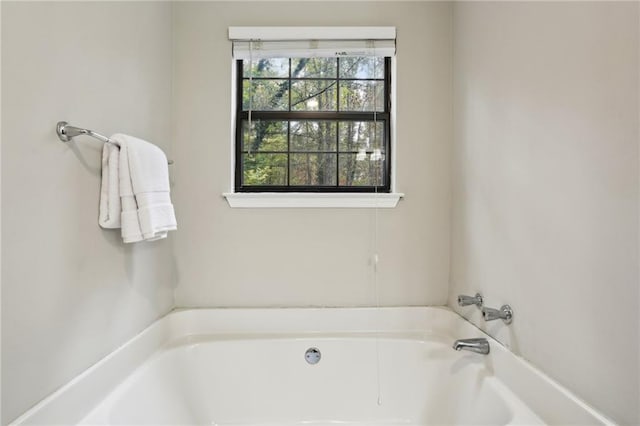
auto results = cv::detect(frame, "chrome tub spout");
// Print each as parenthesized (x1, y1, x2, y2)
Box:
(452, 338, 490, 355)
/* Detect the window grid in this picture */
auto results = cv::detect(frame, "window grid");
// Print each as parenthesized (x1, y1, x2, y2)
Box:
(236, 57, 391, 193)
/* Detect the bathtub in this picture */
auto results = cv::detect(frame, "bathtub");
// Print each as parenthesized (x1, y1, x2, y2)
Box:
(14, 307, 612, 425)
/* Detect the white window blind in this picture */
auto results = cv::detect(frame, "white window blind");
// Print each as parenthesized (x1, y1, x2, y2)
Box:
(229, 26, 396, 59)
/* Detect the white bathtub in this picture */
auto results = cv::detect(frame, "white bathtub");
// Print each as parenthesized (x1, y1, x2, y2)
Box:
(13, 307, 612, 425)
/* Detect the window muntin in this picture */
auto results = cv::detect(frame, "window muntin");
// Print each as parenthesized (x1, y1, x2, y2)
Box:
(235, 57, 391, 192)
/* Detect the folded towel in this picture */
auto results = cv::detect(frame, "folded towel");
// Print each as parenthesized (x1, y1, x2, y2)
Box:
(99, 134, 177, 243)
(136, 192, 176, 240)
(98, 142, 121, 229)
(117, 138, 144, 243)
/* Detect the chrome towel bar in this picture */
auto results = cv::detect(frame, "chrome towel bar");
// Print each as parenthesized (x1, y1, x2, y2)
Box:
(56, 121, 174, 165)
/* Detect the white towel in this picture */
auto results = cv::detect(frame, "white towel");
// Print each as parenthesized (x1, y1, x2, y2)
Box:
(98, 134, 177, 243)
(98, 142, 121, 228)
(118, 138, 144, 243)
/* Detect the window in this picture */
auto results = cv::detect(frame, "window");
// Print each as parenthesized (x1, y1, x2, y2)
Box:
(236, 57, 391, 192)
(230, 28, 395, 194)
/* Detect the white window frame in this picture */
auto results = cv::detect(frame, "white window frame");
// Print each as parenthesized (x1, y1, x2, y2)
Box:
(224, 27, 403, 208)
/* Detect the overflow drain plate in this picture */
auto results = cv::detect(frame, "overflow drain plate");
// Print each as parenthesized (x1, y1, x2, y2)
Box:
(305, 347, 321, 365)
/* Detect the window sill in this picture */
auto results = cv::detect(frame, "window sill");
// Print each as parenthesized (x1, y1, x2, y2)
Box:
(222, 192, 404, 208)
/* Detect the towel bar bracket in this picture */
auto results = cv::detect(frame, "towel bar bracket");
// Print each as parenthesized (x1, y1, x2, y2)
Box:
(57, 121, 111, 144)
(56, 121, 72, 142)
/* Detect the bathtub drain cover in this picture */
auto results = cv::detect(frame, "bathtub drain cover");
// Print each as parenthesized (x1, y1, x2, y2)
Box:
(305, 347, 321, 364)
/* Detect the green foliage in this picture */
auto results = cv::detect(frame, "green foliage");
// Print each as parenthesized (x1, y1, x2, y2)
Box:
(243, 167, 271, 185)
(243, 153, 287, 185)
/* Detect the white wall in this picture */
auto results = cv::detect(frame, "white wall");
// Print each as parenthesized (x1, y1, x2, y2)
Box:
(171, 2, 453, 308)
(449, 2, 639, 424)
(1, 2, 174, 423)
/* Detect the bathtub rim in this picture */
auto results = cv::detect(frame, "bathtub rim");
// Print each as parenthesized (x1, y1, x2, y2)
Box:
(11, 306, 614, 426)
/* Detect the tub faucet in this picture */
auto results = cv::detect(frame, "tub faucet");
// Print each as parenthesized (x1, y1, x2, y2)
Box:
(452, 338, 490, 355)
(482, 305, 513, 324)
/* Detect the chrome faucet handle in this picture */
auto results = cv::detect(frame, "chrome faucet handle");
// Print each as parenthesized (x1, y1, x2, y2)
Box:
(457, 293, 483, 308)
(482, 305, 513, 324)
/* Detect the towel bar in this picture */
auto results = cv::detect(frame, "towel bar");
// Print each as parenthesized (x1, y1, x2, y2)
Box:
(56, 121, 174, 165)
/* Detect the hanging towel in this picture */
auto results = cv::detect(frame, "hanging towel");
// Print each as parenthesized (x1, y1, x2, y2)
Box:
(99, 134, 177, 243)
(117, 140, 145, 243)
(98, 142, 121, 228)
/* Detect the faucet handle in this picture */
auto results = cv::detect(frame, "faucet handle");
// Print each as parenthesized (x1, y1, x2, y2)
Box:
(457, 293, 483, 308)
(482, 304, 513, 324)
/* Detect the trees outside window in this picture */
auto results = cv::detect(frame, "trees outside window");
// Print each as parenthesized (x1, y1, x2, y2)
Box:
(236, 57, 391, 192)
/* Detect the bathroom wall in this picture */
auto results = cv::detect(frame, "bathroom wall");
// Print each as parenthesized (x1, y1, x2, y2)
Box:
(171, 1, 453, 308)
(449, 2, 639, 424)
(1, 2, 174, 423)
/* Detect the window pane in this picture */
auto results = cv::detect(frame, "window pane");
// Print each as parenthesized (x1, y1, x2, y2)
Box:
(291, 58, 337, 78)
(243, 153, 288, 186)
(290, 121, 337, 152)
(338, 121, 384, 152)
(243, 80, 289, 111)
(339, 154, 385, 187)
(339, 57, 385, 79)
(339, 81, 384, 112)
(243, 58, 289, 78)
(291, 80, 337, 111)
(290, 153, 337, 186)
(242, 120, 288, 152)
